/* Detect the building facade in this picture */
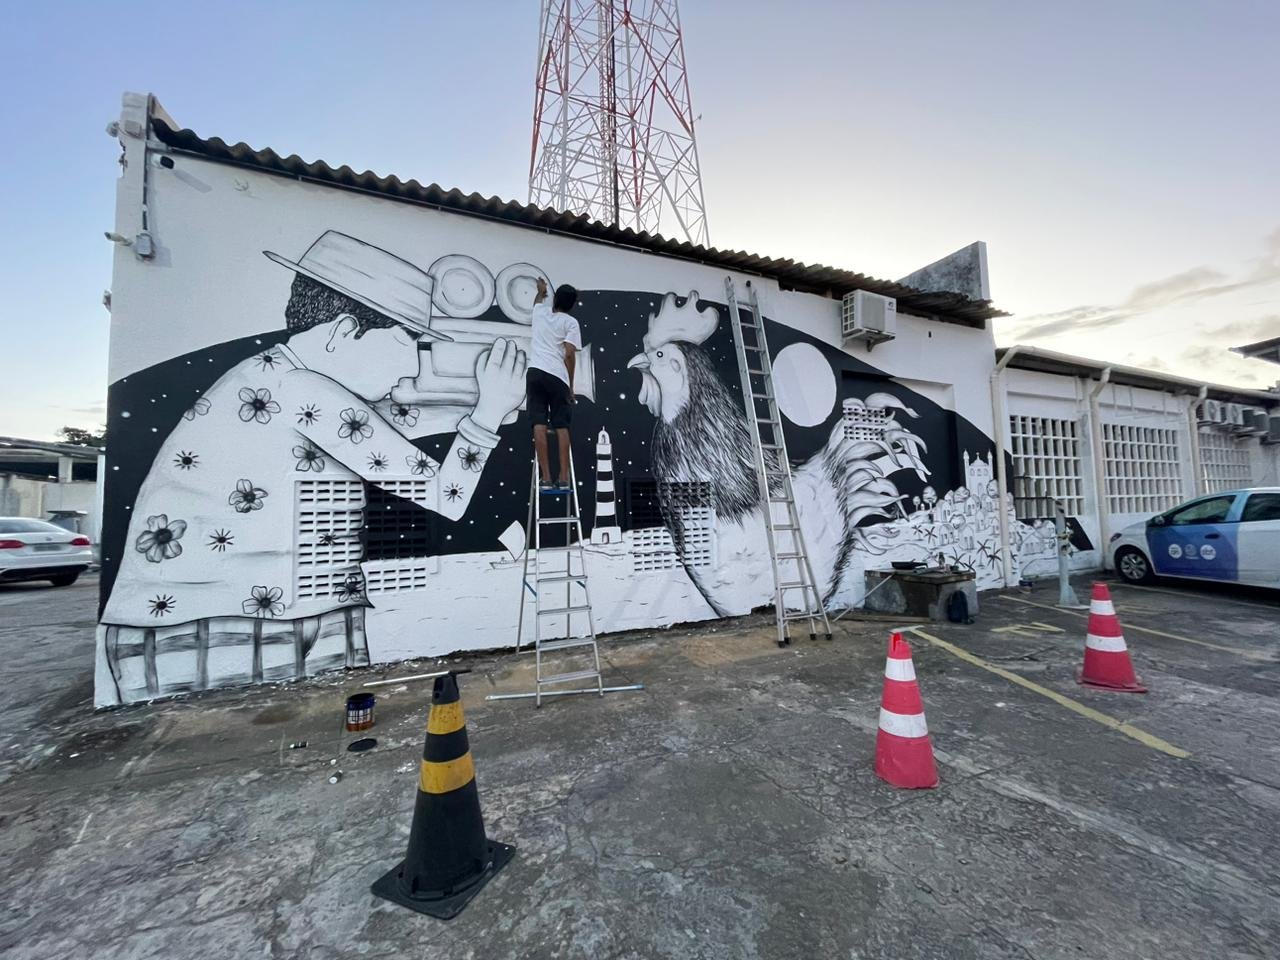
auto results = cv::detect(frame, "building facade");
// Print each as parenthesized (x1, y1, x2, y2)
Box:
(96, 93, 1279, 707)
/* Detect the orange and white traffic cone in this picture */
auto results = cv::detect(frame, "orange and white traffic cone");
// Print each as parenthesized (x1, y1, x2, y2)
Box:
(874, 632, 939, 789)
(1077, 583, 1147, 693)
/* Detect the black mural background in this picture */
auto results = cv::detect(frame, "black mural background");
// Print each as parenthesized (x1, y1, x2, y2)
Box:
(101, 289, 996, 616)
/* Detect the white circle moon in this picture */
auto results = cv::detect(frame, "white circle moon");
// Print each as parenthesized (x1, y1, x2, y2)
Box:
(772, 342, 837, 427)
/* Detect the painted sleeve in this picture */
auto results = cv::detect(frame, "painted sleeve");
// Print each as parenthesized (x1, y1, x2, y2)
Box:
(293, 373, 498, 521)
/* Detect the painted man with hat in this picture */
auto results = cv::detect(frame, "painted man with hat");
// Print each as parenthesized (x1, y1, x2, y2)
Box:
(100, 232, 526, 697)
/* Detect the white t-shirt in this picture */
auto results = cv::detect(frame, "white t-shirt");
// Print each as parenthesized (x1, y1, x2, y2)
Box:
(527, 301, 583, 388)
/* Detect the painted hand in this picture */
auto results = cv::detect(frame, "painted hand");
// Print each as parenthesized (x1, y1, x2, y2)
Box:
(471, 337, 527, 432)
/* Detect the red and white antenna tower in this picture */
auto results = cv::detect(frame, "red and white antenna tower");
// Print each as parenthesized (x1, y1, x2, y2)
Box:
(529, 0, 710, 247)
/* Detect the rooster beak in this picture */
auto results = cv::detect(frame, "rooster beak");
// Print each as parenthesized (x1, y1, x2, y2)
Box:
(627, 353, 650, 370)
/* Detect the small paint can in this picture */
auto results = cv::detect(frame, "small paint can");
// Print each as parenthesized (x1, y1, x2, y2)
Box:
(345, 692, 375, 732)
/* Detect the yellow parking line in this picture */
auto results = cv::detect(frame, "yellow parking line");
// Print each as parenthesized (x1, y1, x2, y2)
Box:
(996, 595, 1273, 662)
(907, 627, 1190, 759)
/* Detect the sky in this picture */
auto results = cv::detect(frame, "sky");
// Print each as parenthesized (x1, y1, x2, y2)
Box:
(2, 0, 1278, 441)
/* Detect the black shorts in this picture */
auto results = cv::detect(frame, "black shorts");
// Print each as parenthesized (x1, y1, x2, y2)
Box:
(526, 368, 572, 429)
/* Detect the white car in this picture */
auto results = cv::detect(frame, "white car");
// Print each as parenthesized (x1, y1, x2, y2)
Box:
(0, 518, 94, 587)
(1109, 487, 1280, 589)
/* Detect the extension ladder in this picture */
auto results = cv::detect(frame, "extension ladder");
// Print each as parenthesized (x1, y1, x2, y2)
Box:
(514, 452, 604, 706)
(724, 277, 832, 647)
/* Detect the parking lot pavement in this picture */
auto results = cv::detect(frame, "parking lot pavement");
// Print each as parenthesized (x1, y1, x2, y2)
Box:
(1, 576, 1278, 959)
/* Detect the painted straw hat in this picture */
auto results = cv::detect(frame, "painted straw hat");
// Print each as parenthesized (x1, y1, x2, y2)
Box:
(264, 231, 451, 341)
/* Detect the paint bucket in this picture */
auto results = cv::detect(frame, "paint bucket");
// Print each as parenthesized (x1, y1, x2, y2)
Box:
(346, 692, 375, 732)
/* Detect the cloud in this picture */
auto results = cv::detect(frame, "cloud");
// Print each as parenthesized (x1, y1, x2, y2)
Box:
(1005, 229, 1280, 340)
(1208, 315, 1280, 345)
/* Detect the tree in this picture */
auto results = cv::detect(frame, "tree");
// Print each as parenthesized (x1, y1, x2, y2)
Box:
(58, 426, 107, 448)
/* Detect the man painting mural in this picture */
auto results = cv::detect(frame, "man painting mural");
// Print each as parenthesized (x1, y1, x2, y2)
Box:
(525, 277, 582, 492)
(100, 232, 526, 701)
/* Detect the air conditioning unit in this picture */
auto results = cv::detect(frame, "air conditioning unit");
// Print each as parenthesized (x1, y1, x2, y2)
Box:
(1243, 409, 1270, 436)
(1266, 415, 1280, 445)
(1225, 403, 1245, 427)
(1200, 399, 1222, 425)
(841, 290, 897, 349)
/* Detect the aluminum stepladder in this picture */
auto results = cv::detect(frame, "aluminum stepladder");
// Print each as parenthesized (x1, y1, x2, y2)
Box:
(513, 452, 602, 706)
(724, 277, 832, 647)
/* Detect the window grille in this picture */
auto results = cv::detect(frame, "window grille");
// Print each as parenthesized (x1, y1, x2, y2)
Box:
(1101, 423, 1183, 513)
(362, 481, 437, 560)
(295, 479, 365, 599)
(1198, 429, 1252, 493)
(842, 400, 890, 442)
(1007, 415, 1085, 518)
(625, 479, 715, 571)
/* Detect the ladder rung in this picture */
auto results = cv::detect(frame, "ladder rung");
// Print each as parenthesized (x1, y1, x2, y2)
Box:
(538, 637, 597, 652)
(751, 391, 773, 400)
(538, 604, 591, 615)
(535, 574, 586, 585)
(774, 523, 798, 531)
(777, 551, 803, 560)
(761, 442, 784, 450)
(538, 516, 579, 525)
(784, 611, 823, 621)
(777, 581, 815, 591)
(768, 496, 793, 503)
(539, 669, 601, 685)
(746, 367, 768, 375)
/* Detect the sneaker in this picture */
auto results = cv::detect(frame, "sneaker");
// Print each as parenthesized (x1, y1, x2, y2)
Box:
(538, 479, 557, 493)
(554, 480, 572, 494)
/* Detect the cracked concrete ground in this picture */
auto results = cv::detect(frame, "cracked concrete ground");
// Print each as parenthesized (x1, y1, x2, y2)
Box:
(1, 575, 1278, 959)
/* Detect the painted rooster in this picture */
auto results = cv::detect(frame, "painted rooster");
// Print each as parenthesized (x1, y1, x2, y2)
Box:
(627, 291, 929, 617)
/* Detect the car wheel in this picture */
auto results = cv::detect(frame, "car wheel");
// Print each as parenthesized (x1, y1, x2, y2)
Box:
(1115, 547, 1153, 584)
(48, 573, 80, 587)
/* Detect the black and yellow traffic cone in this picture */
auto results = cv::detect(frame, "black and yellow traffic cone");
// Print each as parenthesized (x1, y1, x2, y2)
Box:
(370, 672, 514, 919)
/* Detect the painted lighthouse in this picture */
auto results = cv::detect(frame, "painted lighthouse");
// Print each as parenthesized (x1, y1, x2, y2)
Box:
(591, 428, 622, 545)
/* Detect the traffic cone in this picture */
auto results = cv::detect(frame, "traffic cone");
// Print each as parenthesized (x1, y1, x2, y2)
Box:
(371, 672, 515, 919)
(874, 632, 939, 789)
(1077, 583, 1147, 693)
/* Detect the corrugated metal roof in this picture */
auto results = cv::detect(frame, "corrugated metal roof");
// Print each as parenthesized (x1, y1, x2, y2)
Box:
(150, 118, 1005, 329)
(1232, 335, 1280, 365)
(996, 346, 1280, 405)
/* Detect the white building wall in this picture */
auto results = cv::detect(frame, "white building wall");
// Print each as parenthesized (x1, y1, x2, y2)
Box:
(1004, 368, 1280, 575)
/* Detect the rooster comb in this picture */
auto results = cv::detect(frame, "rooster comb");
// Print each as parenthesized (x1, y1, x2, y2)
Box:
(643, 291, 719, 351)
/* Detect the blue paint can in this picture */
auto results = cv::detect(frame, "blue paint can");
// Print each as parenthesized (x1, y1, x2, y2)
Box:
(346, 692, 375, 732)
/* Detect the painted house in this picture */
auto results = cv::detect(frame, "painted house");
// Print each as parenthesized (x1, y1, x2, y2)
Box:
(96, 93, 1277, 707)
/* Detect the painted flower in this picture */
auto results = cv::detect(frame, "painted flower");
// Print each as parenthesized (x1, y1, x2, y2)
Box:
(337, 407, 373, 444)
(228, 479, 268, 513)
(208, 529, 234, 552)
(444, 482, 464, 503)
(238, 387, 280, 424)
(367, 452, 388, 472)
(296, 404, 321, 427)
(254, 350, 280, 370)
(391, 403, 419, 428)
(458, 445, 485, 472)
(242, 585, 285, 619)
(173, 450, 199, 470)
(148, 594, 176, 617)
(336, 572, 365, 603)
(293, 443, 326, 473)
(134, 514, 187, 563)
(406, 453, 437, 477)
(182, 397, 211, 421)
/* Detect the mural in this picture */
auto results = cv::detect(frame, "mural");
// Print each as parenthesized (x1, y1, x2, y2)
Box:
(97, 229, 1028, 705)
